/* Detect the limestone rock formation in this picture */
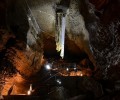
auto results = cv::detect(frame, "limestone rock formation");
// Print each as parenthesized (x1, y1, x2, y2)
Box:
(0, 0, 120, 99)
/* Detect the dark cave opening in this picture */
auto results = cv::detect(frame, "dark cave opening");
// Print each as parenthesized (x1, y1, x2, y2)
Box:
(43, 34, 91, 63)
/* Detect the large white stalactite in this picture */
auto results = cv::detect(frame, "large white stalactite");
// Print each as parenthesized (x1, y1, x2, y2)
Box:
(56, 13, 66, 59)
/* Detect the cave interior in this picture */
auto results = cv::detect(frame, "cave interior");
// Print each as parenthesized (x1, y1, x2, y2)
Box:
(0, 0, 120, 100)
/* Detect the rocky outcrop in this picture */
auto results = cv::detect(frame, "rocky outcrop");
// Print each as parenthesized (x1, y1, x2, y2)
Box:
(0, 0, 44, 93)
(81, 0, 120, 79)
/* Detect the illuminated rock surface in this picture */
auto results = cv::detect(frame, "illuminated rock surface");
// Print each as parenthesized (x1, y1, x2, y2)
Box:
(0, 0, 120, 100)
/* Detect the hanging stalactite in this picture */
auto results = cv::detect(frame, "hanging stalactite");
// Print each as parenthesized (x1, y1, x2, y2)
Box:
(56, 12, 66, 59)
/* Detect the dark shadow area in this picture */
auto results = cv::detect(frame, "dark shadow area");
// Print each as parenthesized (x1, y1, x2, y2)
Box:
(43, 34, 89, 63)
(0, 0, 7, 27)
(43, 36, 60, 59)
(6, 0, 29, 43)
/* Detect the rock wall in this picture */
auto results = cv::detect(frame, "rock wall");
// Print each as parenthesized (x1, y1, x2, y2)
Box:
(83, 0, 120, 79)
(0, 0, 44, 94)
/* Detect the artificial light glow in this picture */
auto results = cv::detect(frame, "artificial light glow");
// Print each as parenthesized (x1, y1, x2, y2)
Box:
(66, 68, 69, 71)
(27, 84, 33, 95)
(27, 90, 31, 95)
(74, 67, 77, 70)
(56, 79, 62, 85)
(80, 73, 83, 76)
(45, 64, 51, 70)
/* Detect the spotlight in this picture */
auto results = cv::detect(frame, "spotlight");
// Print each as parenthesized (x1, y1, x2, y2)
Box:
(27, 90, 31, 95)
(74, 67, 77, 70)
(27, 84, 33, 95)
(80, 73, 83, 76)
(45, 63, 51, 70)
(66, 68, 69, 71)
(56, 79, 62, 85)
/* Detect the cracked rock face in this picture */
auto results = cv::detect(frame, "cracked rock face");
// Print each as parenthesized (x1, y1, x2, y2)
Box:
(83, 0, 120, 79)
